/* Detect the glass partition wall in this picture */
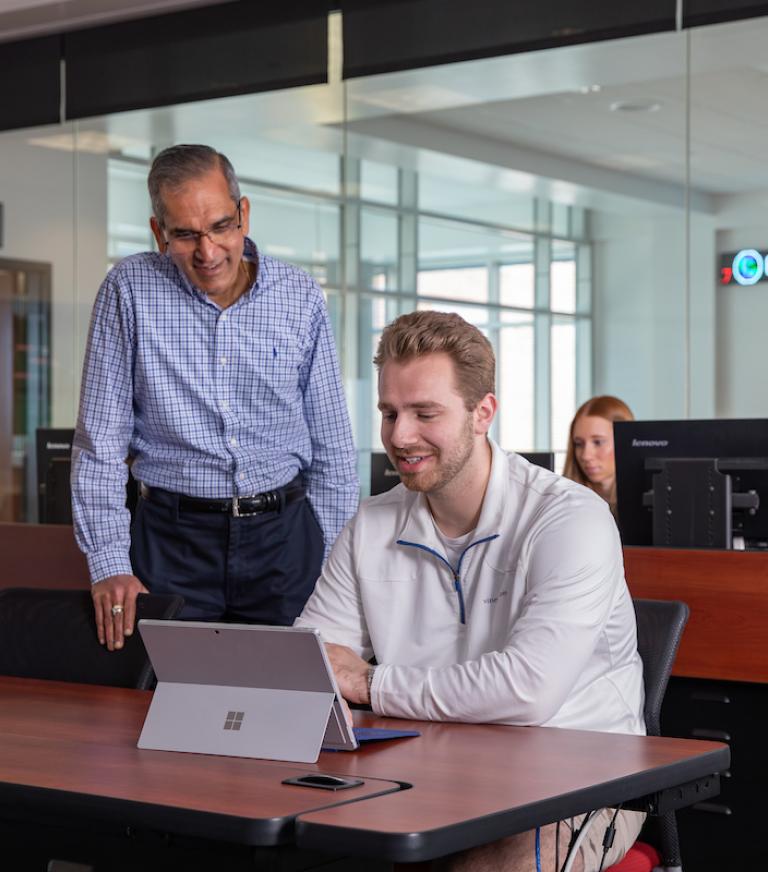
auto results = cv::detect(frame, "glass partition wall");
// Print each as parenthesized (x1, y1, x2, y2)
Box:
(3, 11, 766, 518)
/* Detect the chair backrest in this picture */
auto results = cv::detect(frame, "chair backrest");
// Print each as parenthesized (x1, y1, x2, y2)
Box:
(0, 588, 185, 690)
(633, 598, 689, 736)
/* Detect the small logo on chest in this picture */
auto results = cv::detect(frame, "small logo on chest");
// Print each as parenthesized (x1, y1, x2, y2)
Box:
(483, 590, 509, 605)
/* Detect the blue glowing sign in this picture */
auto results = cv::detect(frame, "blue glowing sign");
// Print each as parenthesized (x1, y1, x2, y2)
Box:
(720, 249, 768, 286)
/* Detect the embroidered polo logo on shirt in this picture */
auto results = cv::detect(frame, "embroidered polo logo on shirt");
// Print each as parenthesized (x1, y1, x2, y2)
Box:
(223, 710, 245, 731)
(483, 590, 509, 605)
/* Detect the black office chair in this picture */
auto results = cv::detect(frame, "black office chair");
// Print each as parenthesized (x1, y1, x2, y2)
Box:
(606, 599, 689, 872)
(0, 588, 184, 690)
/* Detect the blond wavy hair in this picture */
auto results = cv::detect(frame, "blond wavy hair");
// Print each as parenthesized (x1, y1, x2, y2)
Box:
(374, 311, 495, 409)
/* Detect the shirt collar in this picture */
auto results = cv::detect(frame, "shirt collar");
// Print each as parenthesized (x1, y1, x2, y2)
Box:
(240, 237, 260, 302)
(395, 438, 506, 549)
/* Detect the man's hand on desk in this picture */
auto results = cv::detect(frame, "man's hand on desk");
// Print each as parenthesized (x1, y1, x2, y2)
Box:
(91, 574, 148, 651)
(326, 643, 371, 706)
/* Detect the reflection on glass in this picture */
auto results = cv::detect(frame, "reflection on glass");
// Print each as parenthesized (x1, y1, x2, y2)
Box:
(420, 217, 532, 283)
(551, 317, 576, 452)
(360, 160, 399, 205)
(419, 172, 535, 230)
(108, 159, 152, 263)
(358, 295, 393, 454)
(416, 299, 489, 326)
(222, 137, 341, 197)
(6, 14, 701, 519)
(551, 242, 576, 313)
(500, 263, 534, 309)
(246, 188, 340, 287)
(551, 203, 570, 238)
(361, 208, 398, 290)
(498, 313, 534, 453)
(418, 267, 488, 302)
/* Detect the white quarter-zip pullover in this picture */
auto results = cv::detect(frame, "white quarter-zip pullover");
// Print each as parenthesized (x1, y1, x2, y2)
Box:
(297, 440, 644, 735)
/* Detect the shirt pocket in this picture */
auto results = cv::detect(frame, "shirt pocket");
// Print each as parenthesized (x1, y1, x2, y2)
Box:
(239, 333, 302, 404)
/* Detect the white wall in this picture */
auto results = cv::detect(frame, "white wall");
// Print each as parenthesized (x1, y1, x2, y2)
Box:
(713, 192, 768, 418)
(0, 131, 108, 427)
(591, 207, 717, 421)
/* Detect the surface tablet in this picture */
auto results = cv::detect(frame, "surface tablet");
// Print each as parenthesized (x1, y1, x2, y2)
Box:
(137, 620, 358, 763)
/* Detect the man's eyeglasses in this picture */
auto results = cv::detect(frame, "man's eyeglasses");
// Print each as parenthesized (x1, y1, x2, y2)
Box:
(163, 200, 243, 251)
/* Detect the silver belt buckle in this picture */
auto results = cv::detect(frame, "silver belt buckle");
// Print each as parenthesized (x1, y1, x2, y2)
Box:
(232, 495, 262, 518)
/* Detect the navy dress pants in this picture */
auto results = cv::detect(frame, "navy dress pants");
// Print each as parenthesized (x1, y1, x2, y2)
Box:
(129, 490, 324, 625)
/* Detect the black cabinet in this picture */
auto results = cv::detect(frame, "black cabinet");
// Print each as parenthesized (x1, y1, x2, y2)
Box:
(662, 676, 768, 867)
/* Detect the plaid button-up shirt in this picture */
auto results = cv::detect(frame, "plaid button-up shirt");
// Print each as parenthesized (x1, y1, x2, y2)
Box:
(72, 238, 358, 583)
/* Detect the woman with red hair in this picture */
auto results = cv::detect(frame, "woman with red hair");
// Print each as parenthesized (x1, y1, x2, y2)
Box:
(563, 395, 634, 519)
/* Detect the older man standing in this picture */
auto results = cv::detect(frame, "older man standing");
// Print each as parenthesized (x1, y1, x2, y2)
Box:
(72, 144, 357, 649)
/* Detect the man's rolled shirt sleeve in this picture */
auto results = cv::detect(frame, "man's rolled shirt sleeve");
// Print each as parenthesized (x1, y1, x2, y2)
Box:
(71, 273, 136, 583)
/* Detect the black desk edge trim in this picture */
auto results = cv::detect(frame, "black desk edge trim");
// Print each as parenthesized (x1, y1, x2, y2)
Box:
(295, 745, 730, 862)
(0, 777, 405, 846)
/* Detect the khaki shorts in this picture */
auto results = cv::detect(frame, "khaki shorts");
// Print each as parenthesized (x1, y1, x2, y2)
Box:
(565, 809, 646, 871)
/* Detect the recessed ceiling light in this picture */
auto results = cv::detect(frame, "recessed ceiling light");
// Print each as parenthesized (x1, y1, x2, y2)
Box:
(609, 99, 662, 113)
(577, 85, 602, 94)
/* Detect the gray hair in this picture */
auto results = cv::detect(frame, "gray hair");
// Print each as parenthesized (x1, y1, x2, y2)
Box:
(148, 144, 241, 225)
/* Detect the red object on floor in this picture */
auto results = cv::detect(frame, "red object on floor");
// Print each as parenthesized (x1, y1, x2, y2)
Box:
(605, 841, 661, 872)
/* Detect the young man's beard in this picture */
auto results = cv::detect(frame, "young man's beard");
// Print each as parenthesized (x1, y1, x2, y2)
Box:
(397, 413, 475, 495)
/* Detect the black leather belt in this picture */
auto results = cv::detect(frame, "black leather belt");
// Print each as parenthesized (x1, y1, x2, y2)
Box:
(139, 478, 306, 517)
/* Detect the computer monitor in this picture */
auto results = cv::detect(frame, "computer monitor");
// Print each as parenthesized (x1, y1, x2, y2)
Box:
(518, 451, 556, 472)
(36, 428, 138, 525)
(36, 428, 75, 524)
(369, 449, 556, 496)
(370, 452, 401, 496)
(615, 419, 768, 550)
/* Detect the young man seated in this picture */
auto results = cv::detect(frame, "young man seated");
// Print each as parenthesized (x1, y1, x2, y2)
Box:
(295, 311, 645, 871)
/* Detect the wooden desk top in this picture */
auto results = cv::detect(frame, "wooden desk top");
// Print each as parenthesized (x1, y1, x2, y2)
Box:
(0, 677, 729, 861)
(295, 712, 729, 862)
(0, 677, 400, 845)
